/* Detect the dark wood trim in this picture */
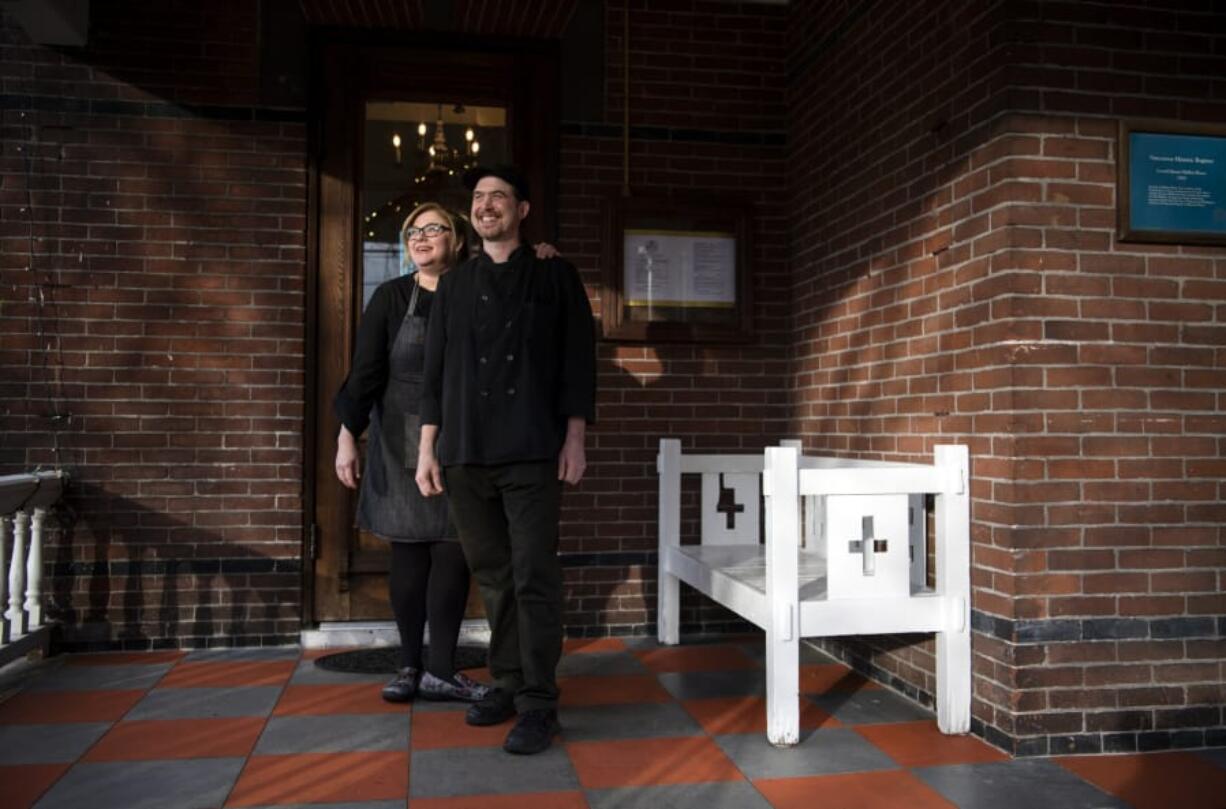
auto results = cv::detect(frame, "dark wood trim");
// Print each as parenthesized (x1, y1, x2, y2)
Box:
(1117, 118, 1226, 247)
(305, 30, 562, 624)
(600, 191, 755, 343)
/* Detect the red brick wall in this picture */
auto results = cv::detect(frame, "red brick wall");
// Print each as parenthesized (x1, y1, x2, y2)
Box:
(788, 0, 1225, 754)
(559, 0, 791, 634)
(1, 2, 307, 648)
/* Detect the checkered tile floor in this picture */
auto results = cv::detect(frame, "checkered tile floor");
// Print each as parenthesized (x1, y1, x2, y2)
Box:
(2, 637, 1224, 809)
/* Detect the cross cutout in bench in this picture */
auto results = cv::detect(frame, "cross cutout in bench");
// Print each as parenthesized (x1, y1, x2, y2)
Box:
(715, 473, 745, 530)
(848, 515, 888, 576)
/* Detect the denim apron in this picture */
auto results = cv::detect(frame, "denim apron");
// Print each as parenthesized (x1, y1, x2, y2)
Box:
(356, 277, 455, 542)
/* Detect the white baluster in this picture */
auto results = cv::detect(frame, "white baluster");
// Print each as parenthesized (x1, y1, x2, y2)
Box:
(0, 516, 8, 644)
(7, 511, 28, 637)
(24, 507, 45, 629)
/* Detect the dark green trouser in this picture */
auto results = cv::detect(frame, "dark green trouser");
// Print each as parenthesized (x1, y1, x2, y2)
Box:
(443, 461, 563, 712)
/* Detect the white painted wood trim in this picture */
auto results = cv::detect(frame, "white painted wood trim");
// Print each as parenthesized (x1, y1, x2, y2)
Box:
(657, 439, 682, 645)
(934, 444, 971, 734)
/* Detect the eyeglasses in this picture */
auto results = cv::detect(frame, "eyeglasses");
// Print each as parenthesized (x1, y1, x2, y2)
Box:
(404, 223, 452, 240)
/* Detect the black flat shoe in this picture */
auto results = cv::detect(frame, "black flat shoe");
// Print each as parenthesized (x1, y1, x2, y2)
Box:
(380, 667, 420, 703)
(465, 688, 516, 726)
(418, 671, 492, 703)
(503, 708, 560, 755)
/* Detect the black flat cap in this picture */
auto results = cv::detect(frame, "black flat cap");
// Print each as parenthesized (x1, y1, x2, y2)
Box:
(462, 164, 531, 202)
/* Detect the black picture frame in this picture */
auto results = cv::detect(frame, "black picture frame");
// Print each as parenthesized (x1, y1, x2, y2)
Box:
(600, 192, 753, 343)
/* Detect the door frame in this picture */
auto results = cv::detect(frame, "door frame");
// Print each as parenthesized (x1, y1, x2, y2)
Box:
(303, 31, 561, 625)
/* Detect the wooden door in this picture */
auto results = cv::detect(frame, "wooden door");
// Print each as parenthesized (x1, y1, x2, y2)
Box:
(308, 39, 559, 623)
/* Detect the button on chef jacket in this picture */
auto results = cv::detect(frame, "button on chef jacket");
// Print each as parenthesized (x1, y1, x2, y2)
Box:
(420, 245, 596, 466)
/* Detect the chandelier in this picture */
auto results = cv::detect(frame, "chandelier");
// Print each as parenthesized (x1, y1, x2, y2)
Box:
(393, 103, 480, 185)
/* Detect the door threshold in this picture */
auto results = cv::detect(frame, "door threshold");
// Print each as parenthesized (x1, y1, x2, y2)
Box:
(300, 619, 491, 649)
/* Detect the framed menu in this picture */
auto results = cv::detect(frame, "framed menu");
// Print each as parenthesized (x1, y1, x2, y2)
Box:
(601, 193, 753, 342)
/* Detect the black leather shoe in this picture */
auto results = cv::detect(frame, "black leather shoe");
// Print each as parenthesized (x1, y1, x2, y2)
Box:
(464, 688, 516, 726)
(503, 708, 560, 755)
(380, 667, 419, 703)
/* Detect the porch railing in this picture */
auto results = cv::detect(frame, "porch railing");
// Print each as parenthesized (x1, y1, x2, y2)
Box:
(0, 470, 66, 667)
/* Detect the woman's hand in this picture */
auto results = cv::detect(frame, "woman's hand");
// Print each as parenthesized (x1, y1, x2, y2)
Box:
(533, 242, 560, 259)
(335, 426, 360, 490)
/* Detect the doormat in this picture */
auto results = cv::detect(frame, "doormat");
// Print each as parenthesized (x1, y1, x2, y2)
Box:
(313, 645, 486, 674)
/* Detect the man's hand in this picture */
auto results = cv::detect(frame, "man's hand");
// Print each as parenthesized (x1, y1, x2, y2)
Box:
(557, 417, 586, 485)
(415, 424, 444, 496)
(335, 426, 360, 490)
(533, 242, 560, 259)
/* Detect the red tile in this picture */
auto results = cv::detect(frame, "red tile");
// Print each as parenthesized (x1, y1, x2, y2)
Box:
(634, 645, 759, 673)
(855, 721, 1009, 767)
(159, 660, 296, 688)
(566, 736, 743, 788)
(756, 770, 956, 809)
(563, 637, 628, 654)
(682, 696, 840, 735)
(558, 675, 673, 707)
(302, 647, 356, 660)
(66, 651, 186, 666)
(411, 708, 509, 750)
(273, 683, 410, 715)
(799, 663, 877, 694)
(0, 689, 144, 724)
(1057, 751, 1226, 809)
(225, 751, 409, 806)
(0, 763, 71, 809)
(411, 793, 589, 809)
(84, 717, 266, 761)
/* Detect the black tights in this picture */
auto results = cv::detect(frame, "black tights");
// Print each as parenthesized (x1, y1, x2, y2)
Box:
(388, 540, 470, 678)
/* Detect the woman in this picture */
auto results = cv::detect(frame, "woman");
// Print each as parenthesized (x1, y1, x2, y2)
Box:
(333, 202, 487, 703)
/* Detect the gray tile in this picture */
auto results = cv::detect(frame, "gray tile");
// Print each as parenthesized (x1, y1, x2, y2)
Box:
(734, 639, 833, 666)
(126, 686, 282, 720)
(255, 714, 409, 753)
(33, 758, 245, 809)
(1199, 748, 1226, 769)
(714, 728, 896, 779)
(184, 647, 301, 661)
(23, 663, 172, 692)
(409, 745, 579, 798)
(557, 652, 648, 678)
(657, 670, 765, 700)
(560, 702, 702, 742)
(287, 659, 389, 685)
(914, 760, 1131, 809)
(807, 689, 932, 725)
(0, 723, 111, 764)
(585, 781, 773, 809)
(406, 698, 469, 714)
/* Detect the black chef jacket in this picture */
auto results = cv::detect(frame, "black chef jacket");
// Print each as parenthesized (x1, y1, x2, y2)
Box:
(333, 274, 432, 436)
(420, 245, 596, 466)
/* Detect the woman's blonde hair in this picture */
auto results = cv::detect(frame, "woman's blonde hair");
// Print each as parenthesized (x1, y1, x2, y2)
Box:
(400, 202, 469, 266)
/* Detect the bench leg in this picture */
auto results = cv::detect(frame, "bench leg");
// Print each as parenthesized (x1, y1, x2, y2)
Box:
(765, 622, 800, 745)
(936, 620, 971, 733)
(657, 567, 680, 646)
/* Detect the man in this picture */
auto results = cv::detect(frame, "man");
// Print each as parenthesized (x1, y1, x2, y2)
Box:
(416, 165, 596, 755)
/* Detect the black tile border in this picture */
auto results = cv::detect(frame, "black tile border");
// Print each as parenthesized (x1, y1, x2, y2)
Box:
(972, 610, 1221, 644)
(562, 120, 786, 147)
(0, 93, 306, 122)
(52, 558, 301, 576)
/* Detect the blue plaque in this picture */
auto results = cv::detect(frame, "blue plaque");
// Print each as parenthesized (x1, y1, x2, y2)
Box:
(1127, 131, 1226, 240)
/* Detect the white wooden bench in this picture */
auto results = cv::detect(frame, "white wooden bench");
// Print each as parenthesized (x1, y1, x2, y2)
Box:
(656, 439, 970, 746)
